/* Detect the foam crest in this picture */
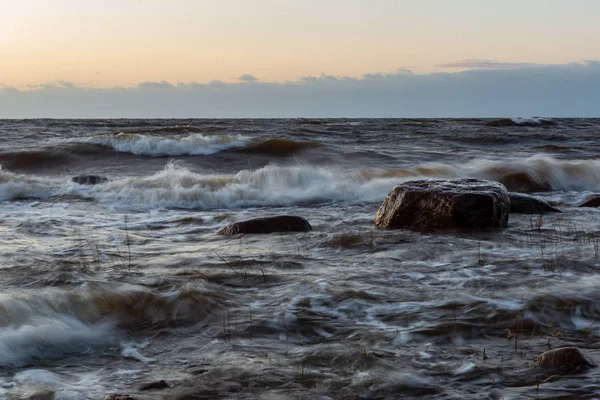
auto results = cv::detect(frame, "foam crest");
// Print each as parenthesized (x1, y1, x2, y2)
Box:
(0, 169, 72, 201)
(486, 117, 557, 127)
(511, 117, 555, 125)
(0, 283, 223, 366)
(428, 155, 600, 192)
(92, 156, 600, 209)
(91, 163, 403, 209)
(0, 316, 118, 367)
(80, 133, 251, 156)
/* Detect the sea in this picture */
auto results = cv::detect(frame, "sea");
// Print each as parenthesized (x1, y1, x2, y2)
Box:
(1, 118, 600, 399)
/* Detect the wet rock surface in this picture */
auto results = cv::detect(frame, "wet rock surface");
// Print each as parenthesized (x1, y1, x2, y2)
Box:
(217, 215, 312, 235)
(375, 179, 510, 231)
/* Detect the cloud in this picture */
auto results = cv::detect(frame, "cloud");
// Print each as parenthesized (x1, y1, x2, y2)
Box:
(238, 74, 258, 82)
(438, 60, 542, 69)
(396, 68, 414, 75)
(1, 61, 599, 118)
(137, 81, 175, 90)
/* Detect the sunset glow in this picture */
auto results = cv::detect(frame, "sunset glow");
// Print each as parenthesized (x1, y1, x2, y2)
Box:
(2, 0, 600, 88)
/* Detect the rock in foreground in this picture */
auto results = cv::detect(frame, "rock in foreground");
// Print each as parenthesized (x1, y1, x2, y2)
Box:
(536, 347, 596, 370)
(217, 216, 312, 235)
(375, 179, 509, 231)
(509, 193, 561, 214)
(72, 175, 108, 185)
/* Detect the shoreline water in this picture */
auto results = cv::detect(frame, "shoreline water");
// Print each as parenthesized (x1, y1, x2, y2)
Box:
(1, 118, 600, 399)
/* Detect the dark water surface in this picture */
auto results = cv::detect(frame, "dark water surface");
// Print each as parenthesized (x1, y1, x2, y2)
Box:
(1, 118, 600, 399)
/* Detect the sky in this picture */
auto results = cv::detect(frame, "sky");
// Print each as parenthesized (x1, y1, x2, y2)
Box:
(1, 0, 599, 117)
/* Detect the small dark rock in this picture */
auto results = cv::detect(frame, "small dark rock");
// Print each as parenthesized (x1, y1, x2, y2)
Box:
(579, 197, 600, 208)
(23, 391, 54, 400)
(375, 179, 510, 231)
(536, 347, 596, 370)
(104, 395, 137, 400)
(217, 216, 312, 235)
(140, 380, 170, 391)
(72, 175, 108, 185)
(509, 193, 561, 214)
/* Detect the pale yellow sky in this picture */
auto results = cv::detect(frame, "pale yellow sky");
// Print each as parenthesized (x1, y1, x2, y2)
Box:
(1, 0, 599, 88)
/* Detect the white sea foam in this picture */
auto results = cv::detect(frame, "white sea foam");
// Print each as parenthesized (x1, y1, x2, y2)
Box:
(0, 285, 128, 367)
(77, 133, 251, 156)
(3, 156, 600, 208)
(120, 340, 155, 362)
(511, 117, 553, 125)
(422, 154, 600, 192)
(0, 316, 118, 367)
(86, 162, 405, 210)
(0, 170, 67, 201)
(87, 157, 600, 209)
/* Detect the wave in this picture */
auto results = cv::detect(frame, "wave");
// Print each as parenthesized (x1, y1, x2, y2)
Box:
(0, 283, 224, 367)
(234, 138, 323, 156)
(0, 149, 74, 170)
(0, 137, 323, 171)
(63, 134, 323, 158)
(2, 155, 600, 208)
(485, 117, 557, 127)
(77, 133, 252, 156)
(435, 155, 600, 192)
(362, 156, 600, 192)
(0, 169, 70, 201)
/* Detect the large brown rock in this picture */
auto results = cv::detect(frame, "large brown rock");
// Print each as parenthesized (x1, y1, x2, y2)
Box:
(536, 347, 596, 370)
(509, 193, 561, 214)
(375, 179, 510, 231)
(217, 216, 312, 235)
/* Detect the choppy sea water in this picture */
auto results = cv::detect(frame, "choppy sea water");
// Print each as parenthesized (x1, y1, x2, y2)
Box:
(1, 118, 600, 399)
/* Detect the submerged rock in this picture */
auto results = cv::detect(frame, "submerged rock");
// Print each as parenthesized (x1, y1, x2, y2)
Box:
(536, 347, 596, 370)
(23, 391, 55, 400)
(375, 179, 510, 231)
(579, 197, 600, 207)
(71, 175, 108, 185)
(509, 193, 561, 214)
(217, 216, 312, 235)
(104, 395, 137, 400)
(498, 172, 551, 193)
(140, 380, 171, 390)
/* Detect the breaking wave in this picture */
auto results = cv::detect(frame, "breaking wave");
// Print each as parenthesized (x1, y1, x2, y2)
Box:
(78, 133, 252, 156)
(2, 155, 600, 207)
(485, 117, 557, 127)
(0, 283, 224, 367)
(52, 135, 324, 158)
